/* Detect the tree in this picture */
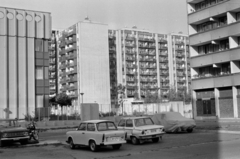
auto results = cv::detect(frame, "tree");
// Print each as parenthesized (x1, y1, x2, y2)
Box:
(117, 84, 126, 114)
(55, 93, 72, 117)
(49, 96, 57, 106)
(144, 87, 161, 104)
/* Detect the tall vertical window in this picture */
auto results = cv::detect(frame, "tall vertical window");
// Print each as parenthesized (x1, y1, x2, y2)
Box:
(44, 67, 49, 79)
(36, 95, 44, 108)
(36, 67, 43, 79)
(35, 39, 43, 52)
(44, 41, 49, 52)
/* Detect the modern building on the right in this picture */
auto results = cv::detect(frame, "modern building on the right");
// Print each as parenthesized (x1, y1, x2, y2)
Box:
(187, 0, 240, 119)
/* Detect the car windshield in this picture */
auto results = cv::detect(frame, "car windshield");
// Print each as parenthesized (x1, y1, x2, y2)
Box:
(96, 122, 117, 131)
(134, 118, 154, 127)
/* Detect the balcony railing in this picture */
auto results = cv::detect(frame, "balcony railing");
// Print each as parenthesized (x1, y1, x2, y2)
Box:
(159, 52, 168, 56)
(59, 49, 65, 55)
(67, 29, 76, 37)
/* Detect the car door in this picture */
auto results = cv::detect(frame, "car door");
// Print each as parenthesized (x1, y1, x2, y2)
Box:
(85, 123, 96, 145)
(125, 119, 134, 139)
(75, 123, 87, 145)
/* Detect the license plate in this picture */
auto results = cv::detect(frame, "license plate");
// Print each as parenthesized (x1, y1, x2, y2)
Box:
(109, 137, 120, 141)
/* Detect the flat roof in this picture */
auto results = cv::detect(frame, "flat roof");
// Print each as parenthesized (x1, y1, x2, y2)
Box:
(0, 6, 51, 14)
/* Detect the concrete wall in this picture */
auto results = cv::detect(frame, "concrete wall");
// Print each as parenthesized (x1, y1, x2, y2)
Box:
(78, 21, 111, 105)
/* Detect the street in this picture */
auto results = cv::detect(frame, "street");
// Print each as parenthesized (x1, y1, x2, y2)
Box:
(0, 129, 240, 159)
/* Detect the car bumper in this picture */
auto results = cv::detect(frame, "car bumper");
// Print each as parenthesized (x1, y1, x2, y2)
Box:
(138, 132, 165, 139)
(1, 136, 29, 141)
(100, 140, 126, 146)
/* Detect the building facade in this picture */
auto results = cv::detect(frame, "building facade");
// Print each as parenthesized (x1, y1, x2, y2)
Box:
(187, 0, 240, 119)
(0, 7, 51, 119)
(108, 28, 190, 107)
(57, 19, 111, 111)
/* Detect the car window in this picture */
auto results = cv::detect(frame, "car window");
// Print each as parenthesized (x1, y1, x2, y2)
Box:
(97, 122, 117, 131)
(134, 118, 154, 127)
(78, 123, 86, 131)
(118, 120, 125, 127)
(126, 119, 133, 127)
(87, 123, 95, 131)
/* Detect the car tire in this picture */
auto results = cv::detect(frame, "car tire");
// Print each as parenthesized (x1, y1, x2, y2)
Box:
(20, 139, 28, 145)
(89, 140, 99, 152)
(187, 128, 193, 133)
(152, 137, 159, 143)
(69, 138, 75, 149)
(131, 137, 139, 145)
(112, 144, 121, 150)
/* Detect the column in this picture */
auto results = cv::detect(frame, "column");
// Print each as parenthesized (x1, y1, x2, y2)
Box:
(214, 88, 220, 118)
(232, 86, 238, 118)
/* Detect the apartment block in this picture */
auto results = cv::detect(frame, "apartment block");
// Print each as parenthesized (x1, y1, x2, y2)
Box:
(49, 30, 59, 97)
(57, 19, 111, 109)
(187, 0, 240, 119)
(0, 7, 51, 119)
(108, 28, 190, 107)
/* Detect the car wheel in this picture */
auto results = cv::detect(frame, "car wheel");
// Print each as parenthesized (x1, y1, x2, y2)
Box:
(20, 139, 28, 145)
(187, 128, 193, 133)
(131, 137, 139, 145)
(69, 138, 75, 149)
(89, 140, 99, 152)
(152, 137, 159, 143)
(112, 144, 121, 150)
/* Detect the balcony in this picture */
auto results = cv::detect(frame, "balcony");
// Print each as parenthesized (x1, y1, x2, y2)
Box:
(68, 83, 78, 91)
(158, 38, 167, 43)
(60, 78, 66, 84)
(66, 53, 77, 60)
(66, 36, 76, 44)
(125, 50, 136, 55)
(68, 91, 78, 98)
(125, 43, 136, 47)
(188, 0, 230, 24)
(49, 52, 55, 58)
(138, 37, 155, 42)
(126, 85, 137, 90)
(190, 21, 240, 46)
(49, 74, 56, 79)
(59, 49, 65, 55)
(59, 41, 66, 48)
(159, 52, 168, 56)
(159, 59, 168, 63)
(67, 29, 76, 37)
(66, 44, 77, 53)
(126, 71, 135, 75)
(59, 71, 66, 76)
(68, 69, 77, 75)
(191, 47, 240, 68)
(160, 72, 169, 76)
(126, 57, 135, 61)
(161, 85, 170, 89)
(59, 56, 66, 62)
(49, 81, 56, 86)
(59, 64, 66, 70)
(125, 36, 135, 40)
(139, 57, 155, 62)
(159, 46, 168, 50)
(49, 67, 56, 72)
(160, 66, 169, 70)
(176, 66, 185, 70)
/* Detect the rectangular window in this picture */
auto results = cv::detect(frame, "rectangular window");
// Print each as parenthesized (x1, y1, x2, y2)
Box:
(36, 95, 44, 108)
(44, 67, 49, 79)
(36, 67, 43, 79)
(35, 39, 43, 52)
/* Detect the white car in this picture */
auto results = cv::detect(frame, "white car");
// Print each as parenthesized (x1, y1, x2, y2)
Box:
(117, 116, 165, 144)
(66, 120, 126, 152)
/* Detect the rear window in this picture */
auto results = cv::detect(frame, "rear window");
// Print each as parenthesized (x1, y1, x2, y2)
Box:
(134, 118, 154, 127)
(97, 122, 117, 131)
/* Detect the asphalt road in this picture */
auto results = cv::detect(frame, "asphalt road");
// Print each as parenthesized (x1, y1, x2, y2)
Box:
(0, 129, 240, 159)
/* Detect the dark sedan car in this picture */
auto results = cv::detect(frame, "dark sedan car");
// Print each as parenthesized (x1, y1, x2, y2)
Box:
(152, 112, 196, 133)
(0, 119, 29, 147)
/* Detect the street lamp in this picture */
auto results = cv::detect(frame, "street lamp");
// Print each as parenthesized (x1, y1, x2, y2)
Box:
(80, 93, 84, 104)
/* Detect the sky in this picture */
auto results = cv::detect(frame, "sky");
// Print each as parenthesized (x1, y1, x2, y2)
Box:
(0, 0, 188, 34)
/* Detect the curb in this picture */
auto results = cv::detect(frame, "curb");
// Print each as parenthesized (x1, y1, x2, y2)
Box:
(197, 129, 240, 134)
(21, 140, 63, 147)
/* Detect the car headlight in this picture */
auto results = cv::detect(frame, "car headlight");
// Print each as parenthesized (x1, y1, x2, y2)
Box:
(2, 133, 8, 138)
(144, 130, 151, 134)
(156, 129, 161, 132)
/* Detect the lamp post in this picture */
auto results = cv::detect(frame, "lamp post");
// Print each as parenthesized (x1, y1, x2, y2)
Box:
(80, 93, 84, 104)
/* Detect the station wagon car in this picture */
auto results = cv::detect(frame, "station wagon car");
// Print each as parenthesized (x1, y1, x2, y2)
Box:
(66, 120, 126, 152)
(117, 116, 165, 145)
(0, 119, 29, 147)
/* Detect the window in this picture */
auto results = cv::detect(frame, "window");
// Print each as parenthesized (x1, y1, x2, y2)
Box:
(44, 41, 49, 52)
(36, 67, 43, 79)
(44, 67, 49, 79)
(126, 119, 133, 127)
(87, 123, 95, 131)
(134, 118, 154, 127)
(36, 95, 44, 108)
(97, 122, 117, 131)
(78, 123, 86, 131)
(35, 39, 43, 52)
(236, 12, 240, 21)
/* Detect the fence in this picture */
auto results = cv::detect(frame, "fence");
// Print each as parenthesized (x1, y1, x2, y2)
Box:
(0, 102, 193, 121)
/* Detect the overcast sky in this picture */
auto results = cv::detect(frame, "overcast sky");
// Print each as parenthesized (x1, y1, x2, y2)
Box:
(1, 0, 188, 34)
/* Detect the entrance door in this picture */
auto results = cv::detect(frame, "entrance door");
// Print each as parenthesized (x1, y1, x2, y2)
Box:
(203, 100, 211, 115)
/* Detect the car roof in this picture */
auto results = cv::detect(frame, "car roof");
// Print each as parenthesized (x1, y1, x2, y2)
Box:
(82, 120, 112, 124)
(120, 116, 151, 120)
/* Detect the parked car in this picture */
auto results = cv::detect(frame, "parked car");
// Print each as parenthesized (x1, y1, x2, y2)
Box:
(117, 116, 165, 145)
(151, 112, 196, 133)
(66, 120, 126, 152)
(0, 119, 30, 147)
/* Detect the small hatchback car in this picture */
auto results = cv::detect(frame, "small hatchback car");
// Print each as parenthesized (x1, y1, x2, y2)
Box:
(66, 120, 126, 152)
(117, 116, 165, 144)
